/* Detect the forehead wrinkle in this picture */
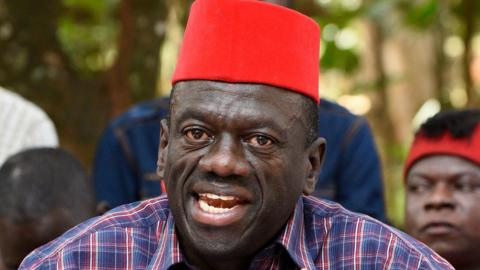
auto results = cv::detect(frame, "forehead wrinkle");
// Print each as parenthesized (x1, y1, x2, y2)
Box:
(175, 101, 291, 136)
(173, 81, 310, 131)
(284, 104, 307, 132)
(410, 156, 480, 180)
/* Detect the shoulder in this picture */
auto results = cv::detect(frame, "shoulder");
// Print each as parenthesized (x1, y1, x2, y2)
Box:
(0, 87, 52, 123)
(0, 87, 25, 105)
(96, 97, 169, 148)
(110, 97, 170, 128)
(318, 99, 369, 138)
(319, 99, 357, 120)
(302, 196, 453, 269)
(20, 196, 171, 269)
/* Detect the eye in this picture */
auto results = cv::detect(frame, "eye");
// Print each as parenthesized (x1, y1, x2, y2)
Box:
(453, 181, 478, 192)
(453, 175, 480, 192)
(245, 134, 274, 147)
(184, 128, 211, 142)
(407, 180, 430, 193)
(454, 182, 472, 192)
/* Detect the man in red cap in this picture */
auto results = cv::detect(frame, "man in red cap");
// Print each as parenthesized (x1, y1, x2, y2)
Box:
(21, 1, 451, 269)
(404, 109, 480, 270)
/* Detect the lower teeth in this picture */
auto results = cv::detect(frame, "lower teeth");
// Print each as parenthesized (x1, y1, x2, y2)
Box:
(199, 199, 235, 214)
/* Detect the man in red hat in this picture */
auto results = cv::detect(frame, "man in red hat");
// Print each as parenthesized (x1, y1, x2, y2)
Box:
(21, 1, 451, 269)
(404, 109, 480, 270)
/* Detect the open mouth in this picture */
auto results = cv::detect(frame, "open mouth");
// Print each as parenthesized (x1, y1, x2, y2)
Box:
(198, 193, 245, 213)
(190, 191, 251, 227)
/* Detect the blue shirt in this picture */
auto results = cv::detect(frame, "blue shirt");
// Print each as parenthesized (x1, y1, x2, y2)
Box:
(93, 98, 386, 222)
(20, 195, 451, 269)
(313, 99, 385, 221)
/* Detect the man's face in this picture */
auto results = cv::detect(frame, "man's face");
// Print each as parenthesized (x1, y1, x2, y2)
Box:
(158, 81, 323, 265)
(405, 155, 480, 267)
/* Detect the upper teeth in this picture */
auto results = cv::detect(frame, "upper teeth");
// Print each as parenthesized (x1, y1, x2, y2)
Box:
(200, 193, 236, 201)
(199, 199, 235, 214)
(197, 193, 241, 214)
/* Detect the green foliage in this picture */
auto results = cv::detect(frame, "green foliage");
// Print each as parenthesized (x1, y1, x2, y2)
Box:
(403, 0, 438, 29)
(364, 0, 397, 20)
(320, 40, 359, 73)
(63, 0, 118, 17)
(58, 0, 118, 73)
(311, 1, 363, 74)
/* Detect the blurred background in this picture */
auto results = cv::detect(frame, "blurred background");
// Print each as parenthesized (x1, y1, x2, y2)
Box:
(0, 0, 479, 227)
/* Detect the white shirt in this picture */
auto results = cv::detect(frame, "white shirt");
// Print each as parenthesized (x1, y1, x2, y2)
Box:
(0, 87, 59, 165)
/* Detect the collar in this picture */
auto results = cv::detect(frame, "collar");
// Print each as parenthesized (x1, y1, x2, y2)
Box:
(148, 196, 315, 270)
(274, 196, 316, 270)
(147, 210, 186, 270)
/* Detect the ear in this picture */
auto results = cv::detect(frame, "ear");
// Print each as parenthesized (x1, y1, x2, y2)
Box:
(157, 119, 169, 178)
(303, 137, 326, 195)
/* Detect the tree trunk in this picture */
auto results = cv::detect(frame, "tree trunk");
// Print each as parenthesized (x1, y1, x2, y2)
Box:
(106, 0, 134, 117)
(433, 0, 449, 108)
(461, 0, 477, 106)
(367, 20, 404, 226)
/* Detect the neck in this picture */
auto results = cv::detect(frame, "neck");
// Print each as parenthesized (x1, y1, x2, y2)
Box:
(184, 250, 251, 270)
(454, 263, 480, 270)
(177, 235, 253, 270)
(197, 260, 250, 270)
(450, 256, 480, 270)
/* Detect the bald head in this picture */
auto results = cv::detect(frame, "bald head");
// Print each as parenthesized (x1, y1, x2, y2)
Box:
(0, 148, 95, 269)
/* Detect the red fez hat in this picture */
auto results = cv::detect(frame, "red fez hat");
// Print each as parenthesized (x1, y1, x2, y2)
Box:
(404, 124, 480, 177)
(172, 0, 320, 103)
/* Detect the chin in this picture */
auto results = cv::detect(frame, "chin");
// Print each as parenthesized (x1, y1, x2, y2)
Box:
(428, 241, 466, 261)
(191, 235, 251, 259)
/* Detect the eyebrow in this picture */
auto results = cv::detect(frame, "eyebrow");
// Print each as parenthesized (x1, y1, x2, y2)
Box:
(407, 173, 436, 184)
(408, 171, 480, 183)
(451, 171, 480, 181)
(175, 108, 211, 124)
(174, 107, 289, 137)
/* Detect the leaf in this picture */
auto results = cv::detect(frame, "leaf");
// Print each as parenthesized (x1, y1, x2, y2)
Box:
(404, 0, 438, 29)
(320, 41, 359, 74)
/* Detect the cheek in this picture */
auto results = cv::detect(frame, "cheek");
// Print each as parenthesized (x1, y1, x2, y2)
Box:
(164, 147, 201, 189)
(259, 155, 300, 185)
(460, 197, 480, 226)
(405, 196, 424, 227)
(406, 193, 424, 212)
(258, 161, 304, 207)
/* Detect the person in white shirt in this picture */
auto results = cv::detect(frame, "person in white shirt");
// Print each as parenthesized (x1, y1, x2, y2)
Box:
(0, 86, 58, 165)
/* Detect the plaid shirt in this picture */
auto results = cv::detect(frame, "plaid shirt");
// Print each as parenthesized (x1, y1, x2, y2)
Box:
(20, 195, 452, 270)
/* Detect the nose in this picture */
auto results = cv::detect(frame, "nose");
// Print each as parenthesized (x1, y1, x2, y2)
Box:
(424, 182, 456, 211)
(198, 134, 250, 177)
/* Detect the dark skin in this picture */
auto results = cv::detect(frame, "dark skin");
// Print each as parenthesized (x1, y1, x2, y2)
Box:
(0, 209, 73, 270)
(157, 80, 325, 270)
(405, 155, 480, 270)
